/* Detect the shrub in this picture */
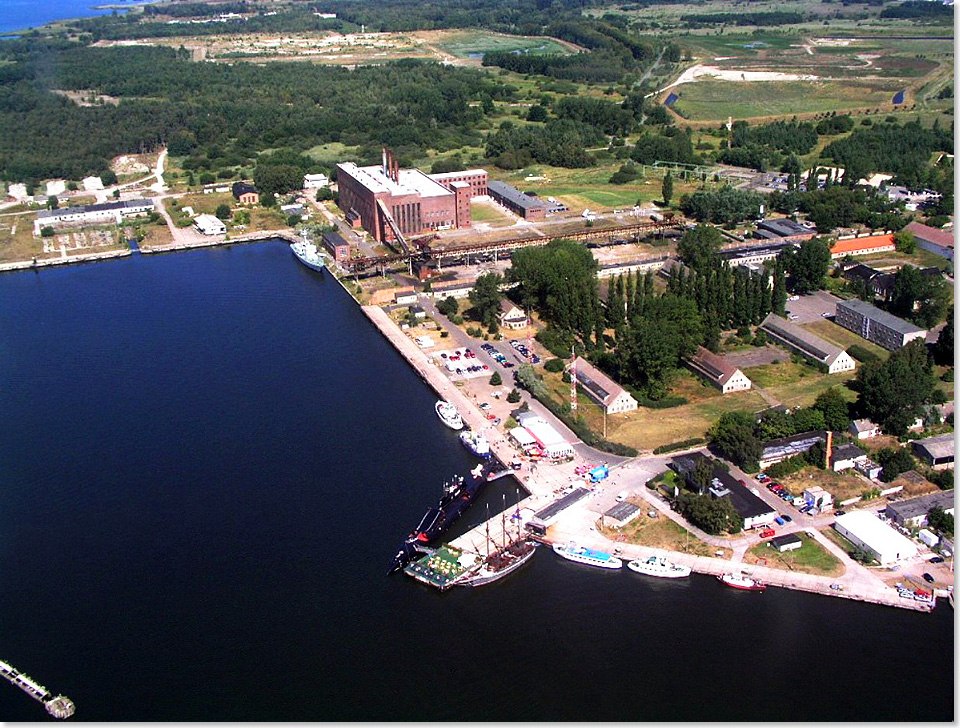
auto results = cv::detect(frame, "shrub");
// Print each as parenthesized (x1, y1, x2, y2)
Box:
(440, 331, 449, 338)
(40, 226, 54, 238)
(653, 438, 706, 454)
(506, 388, 522, 403)
(489, 371, 502, 386)
(636, 394, 688, 409)
(544, 358, 565, 373)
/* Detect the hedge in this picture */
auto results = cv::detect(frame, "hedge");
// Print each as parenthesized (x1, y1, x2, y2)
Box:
(653, 437, 706, 455)
(636, 394, 688, 409)
(848, 344, 881, 364)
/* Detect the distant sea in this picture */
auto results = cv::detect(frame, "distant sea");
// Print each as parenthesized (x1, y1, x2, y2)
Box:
(0, 0, 144, 35)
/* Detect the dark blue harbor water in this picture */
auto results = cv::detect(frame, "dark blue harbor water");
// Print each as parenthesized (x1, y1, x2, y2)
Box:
(0, 242, 953, 721)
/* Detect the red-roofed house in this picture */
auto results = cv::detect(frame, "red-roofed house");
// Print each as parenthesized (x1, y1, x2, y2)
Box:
(905, 221, 954, 262)
(830, 233, 895, 259)
(685, 346, 752, 394)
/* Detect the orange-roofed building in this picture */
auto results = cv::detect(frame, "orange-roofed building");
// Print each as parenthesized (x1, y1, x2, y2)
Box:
(830, 233, 895, 259)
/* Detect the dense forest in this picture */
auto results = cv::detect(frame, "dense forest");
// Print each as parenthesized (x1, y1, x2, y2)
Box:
(0, 41, 509, 180)
(821, 118, 954, 189)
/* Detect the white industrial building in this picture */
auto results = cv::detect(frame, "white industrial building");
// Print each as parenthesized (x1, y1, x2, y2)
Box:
(516, 413, 574, 460)
(303, 173, 330, 189)
(34, 199, 155, 234)
(834, 511, 918, 564)
(194, 214, 226, 236)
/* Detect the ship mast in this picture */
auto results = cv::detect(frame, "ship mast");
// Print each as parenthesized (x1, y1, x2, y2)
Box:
(501, 494, 508, 549)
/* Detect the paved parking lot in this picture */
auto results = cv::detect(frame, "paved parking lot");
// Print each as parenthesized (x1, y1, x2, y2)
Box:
(785, 290, 843, 324)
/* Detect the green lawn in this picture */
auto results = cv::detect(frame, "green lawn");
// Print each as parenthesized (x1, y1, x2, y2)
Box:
(435, 30, 571, 58)
(801, 320, 890, 361)
(747, 535, 844, 577)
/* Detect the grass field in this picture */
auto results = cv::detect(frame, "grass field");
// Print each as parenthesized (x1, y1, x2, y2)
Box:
(434, 30, 571, 59)
(670, 80, 899, 122)
(305, 142, 358, 164)
(599, 508, 727, 558)
(610, 387, 768, 451)
(744, 359, 857, 409)
(469, 201, 516, 226)
(778, 467, 876, 504)
(746, 534, 844, 577)
(801, 320, 890, 361)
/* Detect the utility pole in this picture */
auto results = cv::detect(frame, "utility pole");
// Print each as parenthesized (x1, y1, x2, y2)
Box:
(569, 345, 577, 411)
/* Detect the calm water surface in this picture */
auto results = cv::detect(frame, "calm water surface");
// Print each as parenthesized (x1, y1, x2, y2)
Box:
(0, 0, 143, 35)
(0, 243, 952, 721)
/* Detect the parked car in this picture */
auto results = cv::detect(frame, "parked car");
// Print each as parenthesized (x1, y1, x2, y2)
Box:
(760, 529, 775, 538)
(781, 514, 792, 522)
(834, 509, 846, 516)
(930, 556, 945, 564)
(923, 573, 935, 583)
(774, 516, 785, 526)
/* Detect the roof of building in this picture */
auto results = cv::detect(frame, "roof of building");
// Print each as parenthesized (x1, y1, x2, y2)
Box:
(850, 418, 878, 434)
(912, 432, 955, 461)
(761, 430, 826, 463)
(904, 221, 955, 249)
(232, 181, 258, 196)
(770, 533, 802, 548)
(322, 231, 348, 247)
(604, 501, 640, 522)
(194, 213, 225, 229)
(832, 443, 865, 462)
(830, 234, 894, 255)
(429, 169, 487, 181)
(499, 298, 524, 315)
(36, 198, 153, 219)
(757, 218, 813, 237)
(686, 346, 745, 387)
(487, 180, 548, 212)
(887, 490, 955, 521)
(431, 279, 475, 291)
(834, 511, 919, 558)
(842, 263, 883, 283)
(837, 298, 926, 336)
(670, 453, 775, 520)
(572, 356, 634, 407)
(760, 313, 848, 368)
(337, 162, 452, 199)
(719, 241, 797, 262)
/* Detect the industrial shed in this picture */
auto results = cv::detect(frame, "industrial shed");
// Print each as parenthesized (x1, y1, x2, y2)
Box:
(834, 511, 918, 564)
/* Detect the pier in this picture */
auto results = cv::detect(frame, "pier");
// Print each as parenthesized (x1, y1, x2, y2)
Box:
(0, 659, 75, 719)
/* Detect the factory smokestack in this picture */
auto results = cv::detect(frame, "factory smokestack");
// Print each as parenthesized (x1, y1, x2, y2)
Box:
(382, 147, 388, 177)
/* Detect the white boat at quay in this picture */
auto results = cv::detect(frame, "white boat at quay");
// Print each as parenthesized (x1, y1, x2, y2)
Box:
(718, 572, 765, 591)
(627, 554, 691, 579)
(435, 400, 464, 430)
(459, 429, 490, 457)
(290, 240, 327, 272)
(552, 541, 623, 569)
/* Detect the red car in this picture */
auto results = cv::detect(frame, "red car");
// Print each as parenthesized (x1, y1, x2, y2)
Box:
(759, 529, 775, 538)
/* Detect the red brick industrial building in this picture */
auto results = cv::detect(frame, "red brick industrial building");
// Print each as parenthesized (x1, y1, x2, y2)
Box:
(336, 149, 487, 244)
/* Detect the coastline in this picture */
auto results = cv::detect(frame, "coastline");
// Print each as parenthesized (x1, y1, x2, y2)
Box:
(355, 292, 938, 614)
